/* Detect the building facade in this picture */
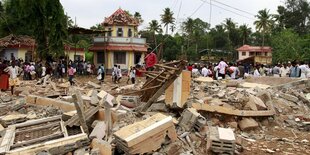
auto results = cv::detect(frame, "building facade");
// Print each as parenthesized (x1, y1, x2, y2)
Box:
(236, 45, 272, 65)
(64, 45, 85, 61)
(0, 35, 35, 62)
(89, 8, 147, 71)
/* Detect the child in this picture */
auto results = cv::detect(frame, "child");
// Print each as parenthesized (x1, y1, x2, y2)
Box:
(68, 65, 75, 86)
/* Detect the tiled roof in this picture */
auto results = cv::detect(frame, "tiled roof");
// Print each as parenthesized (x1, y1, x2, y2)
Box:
(236, 45, 272, 52)
(0, 34, 35, 48)
(103, 8, 139, 26)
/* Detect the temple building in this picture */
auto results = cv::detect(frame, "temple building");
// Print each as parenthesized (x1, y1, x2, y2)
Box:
(89, 8, 148, 71)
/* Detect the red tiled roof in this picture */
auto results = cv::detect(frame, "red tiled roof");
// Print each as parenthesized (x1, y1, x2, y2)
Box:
(236, 45, 272, 52)
(0, 34, 35, 49)
(103, 8, 139, 26)
(89, 45, 147, 52)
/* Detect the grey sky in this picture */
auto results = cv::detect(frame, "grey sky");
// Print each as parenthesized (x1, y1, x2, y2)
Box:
(60, 0, 283, 33)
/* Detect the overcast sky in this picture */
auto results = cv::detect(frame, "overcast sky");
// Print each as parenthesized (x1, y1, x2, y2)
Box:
(60, 0, 283, 33)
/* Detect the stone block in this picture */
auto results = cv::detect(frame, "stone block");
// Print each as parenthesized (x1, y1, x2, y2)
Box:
(35, 97, 75, 112)
(238, 118, 259, 131)
(91, 138, 112, 155)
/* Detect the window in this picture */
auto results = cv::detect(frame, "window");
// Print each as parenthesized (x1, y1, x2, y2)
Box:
(242, 52, 246, 56)
(249, 52, 255, 56)
(114, 52, 126, 64)
(265, 52, 268, 56)
(256, 52, 262, 56)
(108, 28, 112, 37)
(117, 28, 123, 37)
(97, 52, 105, 64)
(128, 29, 132, 37)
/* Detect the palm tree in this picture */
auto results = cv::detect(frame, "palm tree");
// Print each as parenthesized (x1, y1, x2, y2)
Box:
(239, 24, 251, 45)
(254, 9, 273, 46)
(134, 12, 144, 24)
(147, 20, 162, 51)
(182, 18, 195, 48)
(160, 8, 175, 35)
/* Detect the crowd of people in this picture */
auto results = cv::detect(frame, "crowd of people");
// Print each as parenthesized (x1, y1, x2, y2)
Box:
(0, 53, 308, 96)
(0, 59, 100, 95)
(187, 59, 310, 80)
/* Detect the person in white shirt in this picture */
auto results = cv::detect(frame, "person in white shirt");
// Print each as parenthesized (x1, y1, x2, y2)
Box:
(4, 62, 21, 95)
(191, 65, 200, 77)
(229, 63, 239, 79)
(253, 66, 261, 77)
(117, 65, 122, 83)
(280, 64, 290, 77)
(201, 65, 208, 77)
(217, 58, 228, 79)
(299, 62, 308, 78)
(129, 66, 136, 84)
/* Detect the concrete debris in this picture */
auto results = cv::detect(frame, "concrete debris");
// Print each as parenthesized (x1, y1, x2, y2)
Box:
(0, 64, 309, 155)
(113, 113, 177, 154)
(89, 121, 106, 140)
(238, 118, 259, 131)
(207, 127, 236, 155)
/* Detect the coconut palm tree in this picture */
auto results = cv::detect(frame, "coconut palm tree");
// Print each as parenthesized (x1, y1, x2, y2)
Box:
(134, 12, 144, 24)
(254, 9, 273, 46)
(147, 20, 162, 51)
(160, 8, 175, 35)
(239, 24, 252, 45)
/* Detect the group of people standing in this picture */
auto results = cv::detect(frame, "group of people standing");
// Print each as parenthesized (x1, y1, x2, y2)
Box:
(188, 58, 310, 80)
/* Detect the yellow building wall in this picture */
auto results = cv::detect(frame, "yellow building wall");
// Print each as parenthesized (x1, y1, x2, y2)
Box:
(17, 49, 27, 60)
(107, 25, 136, 37)
(66, 50, 85, 61)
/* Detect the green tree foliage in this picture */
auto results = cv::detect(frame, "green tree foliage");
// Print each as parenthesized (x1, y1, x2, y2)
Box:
(160, 8, 175, 35)
(276, 0, 310, 34)
(271, 29, 303, 63)
(1, 0, 68, 60)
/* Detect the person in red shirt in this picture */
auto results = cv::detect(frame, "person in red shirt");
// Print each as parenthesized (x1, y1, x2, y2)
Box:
(144, 48, 157, 71)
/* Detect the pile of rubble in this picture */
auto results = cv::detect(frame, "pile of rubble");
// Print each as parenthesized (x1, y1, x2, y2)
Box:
(0, 62, 309, 155)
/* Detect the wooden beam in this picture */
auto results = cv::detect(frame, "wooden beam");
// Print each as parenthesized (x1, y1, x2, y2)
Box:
(11, 132, 64, 149)
(121, 85, 161, 95)
(15, 122, 60, 134)
(72, 89, 89, 134)
(155, 64, 179, 70)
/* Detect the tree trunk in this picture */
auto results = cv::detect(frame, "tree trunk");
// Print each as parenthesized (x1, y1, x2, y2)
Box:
(166, 24, 169, 35)
(262, 31, 265, 47)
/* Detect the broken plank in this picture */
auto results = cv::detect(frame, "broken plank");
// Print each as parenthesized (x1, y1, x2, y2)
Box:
(72, 90, 89, 134)
(11, 132, 64, 149)
(192, 103, 275, 117)
(155, 64, 179, 70)
(87, 81, 101, 89)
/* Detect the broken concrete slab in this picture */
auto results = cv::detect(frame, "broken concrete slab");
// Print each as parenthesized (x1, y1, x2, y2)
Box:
(91, 138, 112, 155)
(87, 81, 101, 89)
(280, 93, 299, 103)
(238, 118, 259, 131)
(89, 121, 106, 140)
(114, 113, 177, 154)
(192, 103, 275, 117)
(26, 95, 76, 112)
(247, 95, 267, 110)
(178, 108, 202, 131)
